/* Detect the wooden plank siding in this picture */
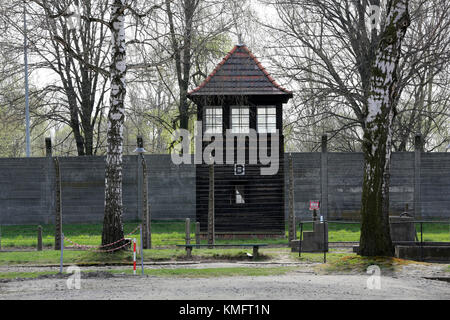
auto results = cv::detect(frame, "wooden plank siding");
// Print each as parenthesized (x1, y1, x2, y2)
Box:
(196, 134, 285, 234)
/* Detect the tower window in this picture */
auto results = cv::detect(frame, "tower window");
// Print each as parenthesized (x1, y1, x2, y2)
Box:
(231, 106, 250, 134)
(257, 106, 277, 133)
(204, 107, 222, 134)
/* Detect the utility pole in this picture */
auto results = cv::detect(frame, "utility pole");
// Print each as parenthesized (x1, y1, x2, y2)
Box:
(24, 2, 31, 157)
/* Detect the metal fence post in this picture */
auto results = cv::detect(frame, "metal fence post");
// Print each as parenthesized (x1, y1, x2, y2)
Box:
(298, 222, 303, 258)
(140, 225, 144, 276)
(208, 165, 215, 248)
(59, 233, 64, 274)
(420, 222, 423, 261)
(323, 221, 327, 264)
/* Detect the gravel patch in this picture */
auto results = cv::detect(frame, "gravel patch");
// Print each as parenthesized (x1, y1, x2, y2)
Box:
(0, 273, 448, 300)
(0, 262, 448, 300)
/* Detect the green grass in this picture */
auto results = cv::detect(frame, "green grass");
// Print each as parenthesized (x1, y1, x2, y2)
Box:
(317, 255, 422, 274)
(0, 248, 270, 266)
(290, 251, 355, 264)
(0, 220, 448, 249)
(110, 266, 297, 278)
(0, 266, 297, 280)
(295, 223, 361, 242)
(415, 223, 450, 242)
(0, 250, 132, 265)
(0, 271, 58, 280)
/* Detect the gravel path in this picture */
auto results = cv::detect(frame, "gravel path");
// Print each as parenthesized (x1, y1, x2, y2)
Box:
(0, 263, 448, 300)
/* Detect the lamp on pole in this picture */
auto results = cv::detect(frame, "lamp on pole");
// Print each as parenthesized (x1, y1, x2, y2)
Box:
(23, 2, 31, 157)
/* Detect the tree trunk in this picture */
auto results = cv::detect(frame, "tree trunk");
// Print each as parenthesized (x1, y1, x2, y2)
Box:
(165, 0, 195, 131)
(359, 0, 410, 257)
(102, 0, 127, 249)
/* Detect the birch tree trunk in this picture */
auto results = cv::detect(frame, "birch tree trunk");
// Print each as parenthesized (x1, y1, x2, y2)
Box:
(102, 0, 127, 248)
(359, 0, 410, 257)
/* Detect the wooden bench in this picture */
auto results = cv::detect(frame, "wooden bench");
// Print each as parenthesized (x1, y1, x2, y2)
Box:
(176, 244, 268, 258)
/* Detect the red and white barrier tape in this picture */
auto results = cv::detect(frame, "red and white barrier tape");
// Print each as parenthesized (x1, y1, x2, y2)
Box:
(63, 225, 141, 252)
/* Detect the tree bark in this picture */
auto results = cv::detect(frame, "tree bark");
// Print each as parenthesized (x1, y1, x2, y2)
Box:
(101, 0, 126, 249)
(359, 0, 410, 257)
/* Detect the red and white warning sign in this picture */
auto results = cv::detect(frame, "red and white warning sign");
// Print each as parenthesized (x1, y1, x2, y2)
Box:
(309, 200, 320, 211)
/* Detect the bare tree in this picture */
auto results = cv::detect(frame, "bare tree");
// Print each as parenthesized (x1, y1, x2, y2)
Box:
(101, 0, 127, 248)
(124, 0, 234, 154)
(0, 0, 111, 156)
(263, 0, 450, 152)
(159, 0, 232, 131)
(359, 0, 410, 256)
(263, 0, 440, 255)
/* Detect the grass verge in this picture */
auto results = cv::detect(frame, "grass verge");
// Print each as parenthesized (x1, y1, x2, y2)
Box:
(317, 255, 423, 274)
(0, 267, 297, 281)
(1, 220, 448, 248)
(109, 266, 298, 278)
(0, 248, 269, 266)
(0, 271, 57, 280)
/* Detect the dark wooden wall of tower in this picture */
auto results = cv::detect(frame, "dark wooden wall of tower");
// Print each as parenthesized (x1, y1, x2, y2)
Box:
(196, 102, 285, 234)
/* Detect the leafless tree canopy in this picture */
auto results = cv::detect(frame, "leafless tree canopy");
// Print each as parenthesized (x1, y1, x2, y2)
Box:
(262, 0, 449, 152)
(0, 0, 448, 155)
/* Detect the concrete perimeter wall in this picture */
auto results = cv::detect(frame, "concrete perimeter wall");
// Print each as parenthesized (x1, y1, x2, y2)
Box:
(285, 152, 429, 220)
(0, 155, 196, 225)
(0, 151, 449, 225)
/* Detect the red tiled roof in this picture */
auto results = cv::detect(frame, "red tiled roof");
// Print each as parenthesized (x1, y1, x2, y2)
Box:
(187, 44, 293, 97)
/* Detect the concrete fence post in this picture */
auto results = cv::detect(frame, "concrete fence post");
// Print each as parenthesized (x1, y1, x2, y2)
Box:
(136, 136, 150, 249)
(45, 137, 53, 225)
(185, 218, 192, 258)
(195, 222, 201, 245)
(54, 157, 63, 250)
(321, 134, 328, 220)
(141, 154, 151, 249)
(45, 138, 52, 157)
(37, 225, 43, 251)
(208, 165, 215, 248)
(288, 153, 295, 245)
(414, 133, 423, 218)
(137, 137, 143, 221)
(185, 218, 191, 245)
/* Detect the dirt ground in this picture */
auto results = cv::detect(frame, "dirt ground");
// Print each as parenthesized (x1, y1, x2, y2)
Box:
(0, 261, 448, 300)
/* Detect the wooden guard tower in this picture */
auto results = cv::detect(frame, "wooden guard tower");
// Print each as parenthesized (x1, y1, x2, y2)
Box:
(187, 44, 293, 238)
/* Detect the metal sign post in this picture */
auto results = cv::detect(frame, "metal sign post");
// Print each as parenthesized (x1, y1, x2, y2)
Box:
(133, 238, 137, 275)
(140, 225, 144, 276)
(59, 233, 64, 274)
(323, 221, 327, 264)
